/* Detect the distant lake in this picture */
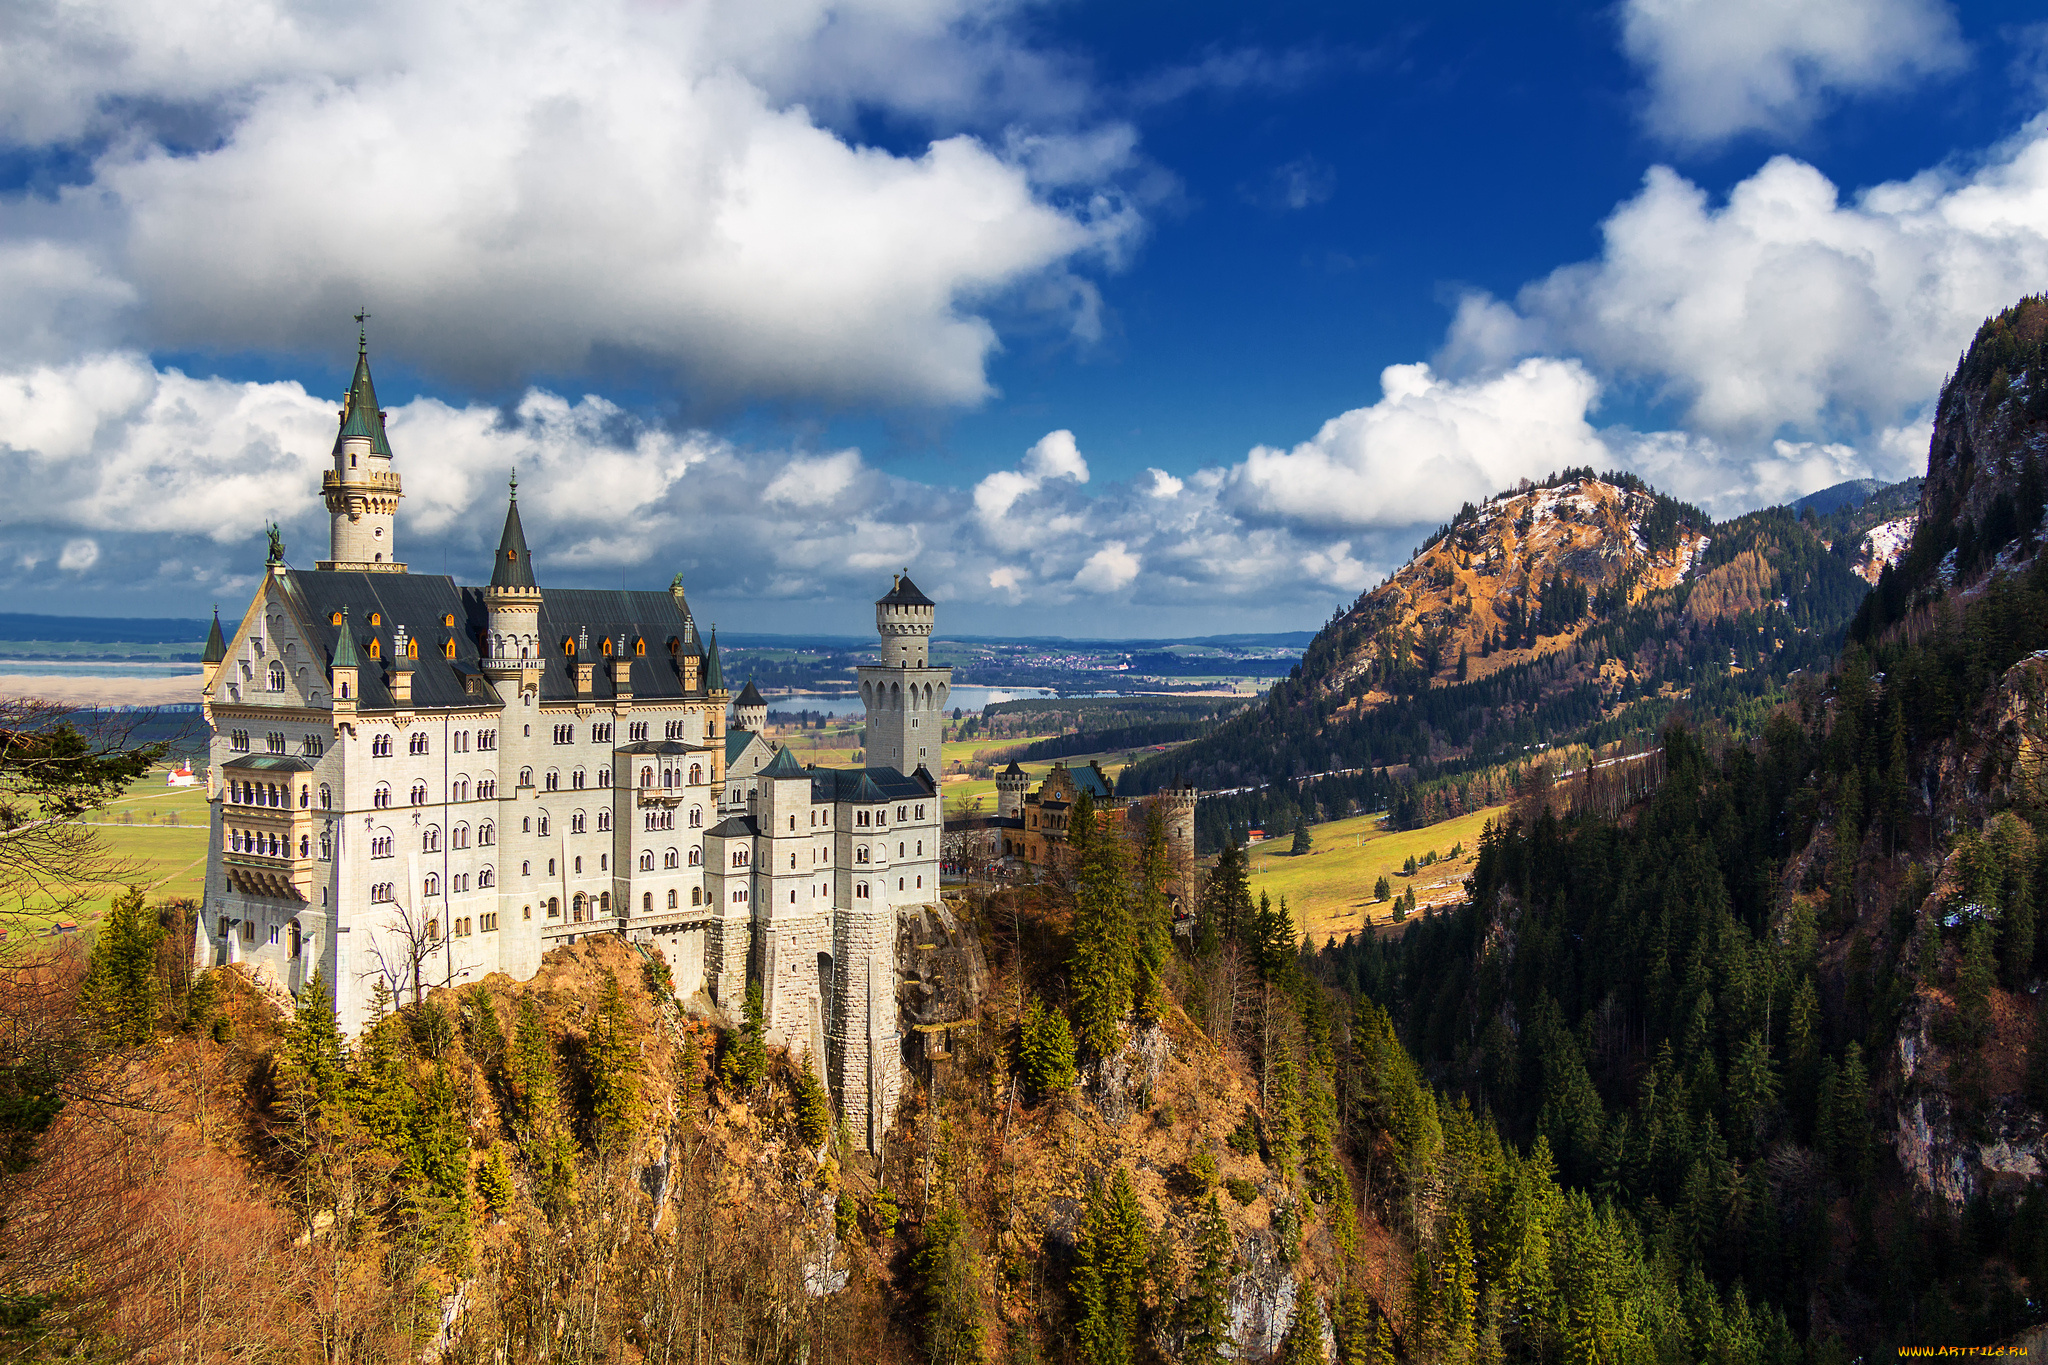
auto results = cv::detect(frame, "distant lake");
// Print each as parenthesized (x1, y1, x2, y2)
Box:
(0, 661, 204, 678)
(766, 684, 1062, 719)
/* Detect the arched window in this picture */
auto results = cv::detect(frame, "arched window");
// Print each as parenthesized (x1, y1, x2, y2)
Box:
(479, 867, 495, 888)
(544, 770, 559, 792)
(319, 783, 332, 810)
(570, 811, 587, 834)
(573, 856, 583, 874)
(643, 892, 653, 912)
(688, 847, 702, 866)
(597, 809, 611, 832)
(599, 768, 611, 788)
(519, 767, 533, 787)
(452, 823, 469, 849)
(663, 848, 679, 869)
(422, 825, 440, 852)
(599, 892, 610, 913)
(638, 850, 654, 871)
(299, 785, 310, 808)
(424, 873, 440, 897)
(689, 763, 702, 784)
(537, 813, 550, 837)
(689, 806, 703, 828)
(479, 821, 495, 846)
(374, 783, 391, 808)
(267, 661, 285, 691)
(668, 889, 678, 909)
(410, 781, 428, 805)
(319, 832, 332, 860)
(856, 882, 869, 899)
(572, 893, 586, 922)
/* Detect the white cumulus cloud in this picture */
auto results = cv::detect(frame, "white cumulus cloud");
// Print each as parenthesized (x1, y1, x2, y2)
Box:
(1621, 0, 1966, 146)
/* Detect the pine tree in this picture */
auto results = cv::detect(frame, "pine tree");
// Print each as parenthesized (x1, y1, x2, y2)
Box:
(1073, 1167, 1150, 1365)
(792, 1062, 833, 1147)
(1830, 1042, 1873, 1184)
(1018, 996, 1078, 1102)
(587, 969, 642, 1152)
(915, 1199, 985, 1365)
(1373, 875, 1391, 903)
(280, 973, 346, 1120)
(1135, 807, 1173, 1026)
(1278, 1302, 1328, 1365)
(1201, 838, 1253, 948)
(1958, 917, 1998, 1042)
(508, 998, 560, 1139)
(1069, 791, 1135, 1057)
(80, 885, 164, 1047)
(721, 982, 769, 1093)
(1291, 819, 1313, 856)
(478, 1141, 515, 1215)
(1179, 1196, 1232, 1365)
(1336, 1281, 1373, 1365)
(460, 984, 505, 1075)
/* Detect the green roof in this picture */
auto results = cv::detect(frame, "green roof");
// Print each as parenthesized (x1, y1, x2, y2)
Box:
(705, 626, 725, 692)
(330, 606, 361, 670)
(336, 339, 394, 457)
(201, 608, 226, 665)
(762, 745, 805, 778)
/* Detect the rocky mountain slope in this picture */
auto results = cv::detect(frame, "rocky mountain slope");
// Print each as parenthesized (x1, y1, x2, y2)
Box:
(1124, 470, 1870, 846)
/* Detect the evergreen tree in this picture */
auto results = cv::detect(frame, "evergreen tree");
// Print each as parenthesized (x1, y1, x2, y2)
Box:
(280, 973, 346, 1120)
(1068, 791, 1135, 1057)
(915, 1199, 985, 1365)
(1958, 918, 1998, 1042)
(508, 998, 560, 1140)
(80, 885, 163, 1047)
(460, 984, 505, 1076)
(1201, 839, 1253, 949)
(1135, 807, 1173, 1026)
(721, 981, 769, 1093)
(1018, 996, 1078, 1102)
(1073, 1167, 1150, 1365)
(478, 1141, 515, 1215)
(1178, 1196, 1232, 1365)
(587, 969, 642, 1152)
(792, 1062, 832, 1148)
(1291, 819, 1313, 856)
(1724, 1029, 1779, 1159)
(1829, 1042, 1873, 1184)
(1278, 1302, 1328, 1365)
(1373, 875, 1391, 904)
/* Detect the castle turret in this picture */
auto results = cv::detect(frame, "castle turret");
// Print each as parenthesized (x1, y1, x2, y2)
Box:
(330, 606, 361, 714)
(996, 760, 1029, 819)
(200, 606, 227, 693)
(483, 476, 541, 677)
(319, 321, 405, 572)
(732, 679, 768, 733)
(857, 572, 951, 774)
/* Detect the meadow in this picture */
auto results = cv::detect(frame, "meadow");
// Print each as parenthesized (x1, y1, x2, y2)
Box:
(4, 770, 211, 942)
(1246, 803, 1506, 946)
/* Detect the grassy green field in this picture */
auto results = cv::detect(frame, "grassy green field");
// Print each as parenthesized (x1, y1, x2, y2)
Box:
(1247, 804, 1506, 946)
(6, 771, 211, 941)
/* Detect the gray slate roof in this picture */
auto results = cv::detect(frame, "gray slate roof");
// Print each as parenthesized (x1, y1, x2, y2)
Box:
(877, 572, 934, 607)
(734, 680, 766, 708)
(283, 570, 708, 711)
(707, 814, 758, 838)
(808, 766, 929, 805)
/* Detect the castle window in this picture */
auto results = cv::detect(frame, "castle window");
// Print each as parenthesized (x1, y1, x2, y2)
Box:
(597, 809, 611, 832)
(301, 734, 324, 757)
(599, 892, 609, 913)
(410, 780, 428, 805)
(374, 784, 391, 809)
(562, 637, 576, 657)
(452, 823, 469, 849)
(423, 873, 440, 897)
(479, 729, 497, 750)
(570, 811, 586, 834)
(547, 857, 556, 874)
(409, 733, 428, 756)
(897, 806, 907, 822)
(443, 638, 455, 659)
(668, 889, 678, 909)
(915, 804, 925, 820)
(641, 766, 654, 788)
(268, 732, 286, 754)
(601, 637, 612, 657)
(519, 767, 533, 787)
(406, 637, 417, 661)
(452, 778, 469, 801)
(318, 832, 331, 859)
(857, 810, 869, 828)
(634, 638, 645, 656)
(480, 912, 497, 932)
(643, 892, 652, 912)
(547, 898, 560, 918)
(572, 769, 585, 790)
(689, 763, 703, 784)
(856, 847, 869, 864)
(598, 769, 611, 788)
(479, 867, 495, 888)
(453, 730, 468, 753)
(522, 860, 531, 876)
(573, 856, 583, 874)
(368, 638, 380, 659)
(898, 878, 904, 891)
(537, 814, 550, 837)
(553, 724, 573, 745)
(230, 730, 249, 752)
(639, 851, 654, 871)
(691, 887, 701, 906)
(732, 849, 748, 868)
(916, 841, 922, 856)
(571, 894, 586, 923)
(479, 820, 495, 844)
(856, 882, 869, 899)
(267, 661, 285, 692)
(331, 611, 343, 626)
(545, 770, 559, 791)
(443, 614, 455, 629)
(666, 721, 685, 740)
(664, 848, 679, 869)
(300, 785, 310, 808)
(422, 825, 440, 852)
(591, 723, 612, 743)
(898, 843, 904, 858)
(372, 734, 391, 757)
(688, 847, 701, 866)
(630, 722, 648, 742)
(370, 836, 393, 858)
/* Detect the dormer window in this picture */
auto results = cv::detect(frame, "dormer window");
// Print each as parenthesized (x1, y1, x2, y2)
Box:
(367, 638, 381, 659)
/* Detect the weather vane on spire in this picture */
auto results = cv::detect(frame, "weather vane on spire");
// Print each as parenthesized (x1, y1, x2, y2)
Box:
(353, 308, 371, 350)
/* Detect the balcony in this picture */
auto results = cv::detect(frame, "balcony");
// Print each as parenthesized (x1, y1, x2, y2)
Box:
(636, 788, 684, 808)
(321, 470, 402, 492)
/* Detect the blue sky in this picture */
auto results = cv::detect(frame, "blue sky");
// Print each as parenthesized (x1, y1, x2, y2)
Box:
(2, 0, 2046, 636)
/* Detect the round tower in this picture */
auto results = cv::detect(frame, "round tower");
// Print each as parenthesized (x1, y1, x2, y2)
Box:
(732, 680, 768, 733)
(875, 570, 935, 668)
(320, 318, 406, 571)
(995, 761, 1030, 819)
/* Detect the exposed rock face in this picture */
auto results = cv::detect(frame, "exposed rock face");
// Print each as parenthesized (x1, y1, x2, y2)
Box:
(1894, 1090, 2047, 1208)
(895, 900, 987, 1071)
(1916, 296, 2048, 579)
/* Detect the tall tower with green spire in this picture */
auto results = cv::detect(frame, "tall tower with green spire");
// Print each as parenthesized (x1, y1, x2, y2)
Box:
(319, 316, 406, 572)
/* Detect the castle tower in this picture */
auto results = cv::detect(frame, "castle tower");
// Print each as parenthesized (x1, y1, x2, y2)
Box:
(858, 572, 951, 774)
(995, 760, 1029, 819)
(1156, 783, 1199, 914)
(482, 477, 542, 674)
(732, 680, 768, 733)
(319, 322, 406, 572)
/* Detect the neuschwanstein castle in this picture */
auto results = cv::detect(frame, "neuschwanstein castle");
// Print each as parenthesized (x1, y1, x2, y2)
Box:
(195, 333, 954, 1149)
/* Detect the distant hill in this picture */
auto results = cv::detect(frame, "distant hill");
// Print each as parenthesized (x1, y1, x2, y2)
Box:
(0, 612, 211, 645)
(1791, 478, 1885, 515)
(1122, 467, 1873, 845)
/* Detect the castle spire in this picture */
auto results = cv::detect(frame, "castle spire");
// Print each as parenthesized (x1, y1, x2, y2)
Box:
(201, 606, 226, 665)
(490, 476, 536, 590)
(337, 328, 392, 458)
(705, 626, 725, 693)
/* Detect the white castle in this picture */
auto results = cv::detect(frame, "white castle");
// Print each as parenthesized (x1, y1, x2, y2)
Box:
(195, 331, 950, 1148)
